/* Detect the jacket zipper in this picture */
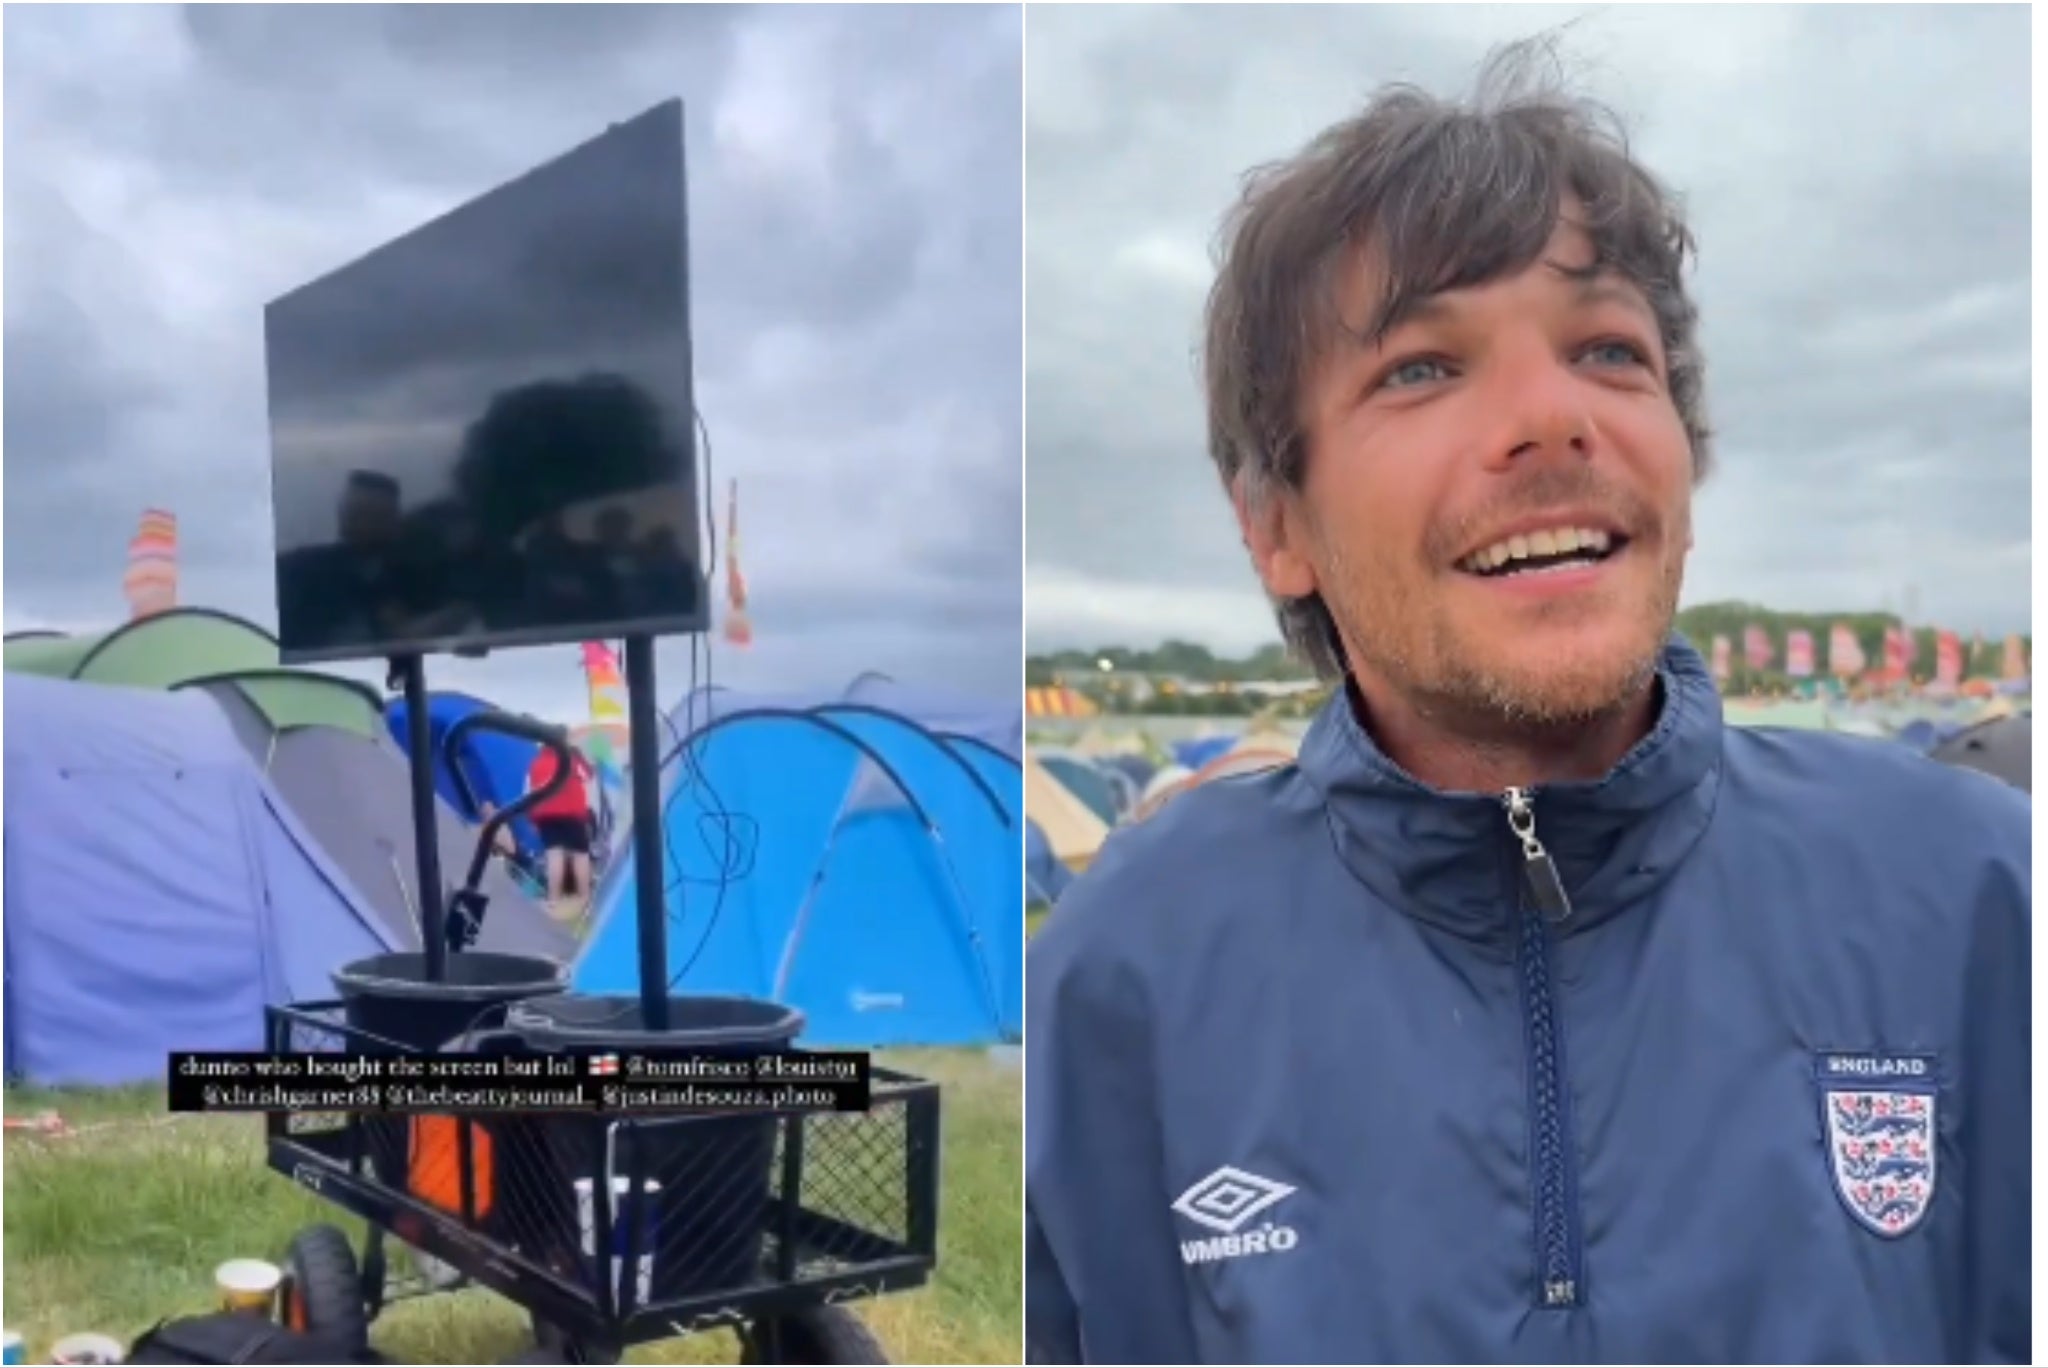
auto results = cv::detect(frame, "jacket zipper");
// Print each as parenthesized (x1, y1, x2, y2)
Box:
(1502, 786, 1584, 1310)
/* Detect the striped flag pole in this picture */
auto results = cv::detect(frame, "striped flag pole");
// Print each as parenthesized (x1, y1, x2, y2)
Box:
(122, 508, 179, 619)
(723, 477, 752, 647)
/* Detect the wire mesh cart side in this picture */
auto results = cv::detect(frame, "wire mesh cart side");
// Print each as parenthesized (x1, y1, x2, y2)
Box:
(263, 1000, 941, 1360)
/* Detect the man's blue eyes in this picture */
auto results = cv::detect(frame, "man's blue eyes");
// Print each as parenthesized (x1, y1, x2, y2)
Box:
(1380, 339, 1651, 391)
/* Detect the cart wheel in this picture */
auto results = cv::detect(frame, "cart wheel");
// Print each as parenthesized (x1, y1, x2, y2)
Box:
(528, 1317, 622, 1364)
(280, 1223, 372, 1350)
(741, 1306, 890, 1364)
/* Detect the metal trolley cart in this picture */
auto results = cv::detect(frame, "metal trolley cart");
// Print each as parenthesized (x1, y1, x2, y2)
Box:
(263, 656, 942, 1363)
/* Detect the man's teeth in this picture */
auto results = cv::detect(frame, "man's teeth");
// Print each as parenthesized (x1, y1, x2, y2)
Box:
(1460, 527, 1614, 574)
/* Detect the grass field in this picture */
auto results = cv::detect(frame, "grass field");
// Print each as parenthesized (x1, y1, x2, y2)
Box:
(4, 1048, 1019, 1364)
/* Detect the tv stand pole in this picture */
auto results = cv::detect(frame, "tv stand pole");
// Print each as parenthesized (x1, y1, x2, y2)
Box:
(392, 653, 447, 984)
(622, 635, 671, 1031)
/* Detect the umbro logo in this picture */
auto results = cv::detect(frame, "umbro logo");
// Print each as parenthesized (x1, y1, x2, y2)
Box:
(1172, 1165, 1301, 1265)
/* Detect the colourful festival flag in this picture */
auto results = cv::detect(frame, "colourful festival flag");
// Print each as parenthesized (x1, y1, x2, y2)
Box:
(1883, 625, 1908, 675)
(723, 477, 752, 648)
(1936, 631, 1963, 687)
(579, 641, 627, 724)
(122, 508, 179, 619)
(1744, 625, 1773, 672)
(2001, 634, 2029, 680)
(1828, 623, 1865, 678)
(1786, 630, 1814, 678)
(1711, 634, 1731, 682)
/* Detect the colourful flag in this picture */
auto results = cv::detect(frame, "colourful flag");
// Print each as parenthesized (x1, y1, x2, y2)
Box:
(2001, 634, 2029, 680)
(1744, 625, 1773, 672)
(579, 641, 627, 724)
(1828, 624, 1865, 678)
(723, 478, 752, 648)
(1883, 625, 1908, 676)
(1711, 634, 1731, 682)
(1937, 631, 1962, 687)
(122, 508, 178, 619)
(1786, 630, 1814, 678)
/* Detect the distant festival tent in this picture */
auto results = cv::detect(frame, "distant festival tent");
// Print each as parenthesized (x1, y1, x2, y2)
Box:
(1026, 753, 1108, 873)
(1038, 752, 1124, 826)
(1930, 714, 2030, 793)
(1027, 686, 1098, 719)
(1172, 735, 1237, 770)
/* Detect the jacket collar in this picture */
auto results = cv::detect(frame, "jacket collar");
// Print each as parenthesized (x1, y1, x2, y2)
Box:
(1296, 633, 1725, 944)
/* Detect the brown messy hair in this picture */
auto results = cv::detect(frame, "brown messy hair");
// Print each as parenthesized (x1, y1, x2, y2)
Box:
(1202, 36, 1712, 681)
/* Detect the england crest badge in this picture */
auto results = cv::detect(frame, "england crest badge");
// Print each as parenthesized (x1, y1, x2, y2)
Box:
(1816, 1053, 1938, 1238)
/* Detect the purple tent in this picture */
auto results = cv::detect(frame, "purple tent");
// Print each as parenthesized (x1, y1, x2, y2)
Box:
(4, 676, 397, 1086)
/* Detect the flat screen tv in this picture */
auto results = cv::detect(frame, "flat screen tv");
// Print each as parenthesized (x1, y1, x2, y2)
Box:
(265, 98, 706, 665)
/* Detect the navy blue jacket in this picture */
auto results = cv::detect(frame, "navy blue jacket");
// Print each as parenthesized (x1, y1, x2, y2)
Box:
(1026, 637, 2029, 1363)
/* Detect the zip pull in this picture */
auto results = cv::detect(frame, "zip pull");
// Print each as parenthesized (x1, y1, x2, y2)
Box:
(1502, 787, 1573, 922)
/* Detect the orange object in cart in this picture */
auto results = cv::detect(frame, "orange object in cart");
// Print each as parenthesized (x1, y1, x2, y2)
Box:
(408, 1115, 496, 1220)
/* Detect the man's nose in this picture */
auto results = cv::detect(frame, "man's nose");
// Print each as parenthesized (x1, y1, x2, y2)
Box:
(1481, 341, 1594, 472)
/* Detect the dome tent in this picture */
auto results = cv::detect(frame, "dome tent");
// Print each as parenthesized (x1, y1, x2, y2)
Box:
(195, 676, 570, 961)
(386, 690, 549, 864)
(4, 612, 567, 964)
(575, 686, 1022, 1048)
(3, 676, 397, 1086)
(5, 607, 279, 690)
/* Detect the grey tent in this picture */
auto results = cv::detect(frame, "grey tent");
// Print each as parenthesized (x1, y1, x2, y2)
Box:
(1929, 714, 2031, 795)
(190, 680, 572, 960)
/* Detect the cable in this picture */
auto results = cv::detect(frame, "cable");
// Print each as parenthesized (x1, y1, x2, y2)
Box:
(662, 412, 747, 986)
(572, 404, 751, 1031)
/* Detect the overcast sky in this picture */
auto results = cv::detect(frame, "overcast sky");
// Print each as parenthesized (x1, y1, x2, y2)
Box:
(1025, 4, 2031, 655)
(4, 3, 1023, 719)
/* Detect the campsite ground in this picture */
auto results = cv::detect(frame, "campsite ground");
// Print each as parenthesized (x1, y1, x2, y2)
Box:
(4, 1048, 1020, 1364)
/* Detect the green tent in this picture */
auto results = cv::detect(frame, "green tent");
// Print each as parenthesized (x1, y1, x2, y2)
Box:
(1722, 698, 1833, 731)
(4, 609, 382, 738)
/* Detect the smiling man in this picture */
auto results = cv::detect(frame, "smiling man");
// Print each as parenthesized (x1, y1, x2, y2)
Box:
(1024, 44, 2031, 1366)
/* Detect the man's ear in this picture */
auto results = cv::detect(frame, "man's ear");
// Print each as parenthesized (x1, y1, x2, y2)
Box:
(1232, 474, 1318, 600)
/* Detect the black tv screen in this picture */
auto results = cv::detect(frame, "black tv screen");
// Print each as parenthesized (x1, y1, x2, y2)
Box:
(265, 98, 706, 664)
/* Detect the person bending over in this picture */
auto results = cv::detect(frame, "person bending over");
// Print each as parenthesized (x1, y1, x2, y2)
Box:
(527, 745, 597, 921)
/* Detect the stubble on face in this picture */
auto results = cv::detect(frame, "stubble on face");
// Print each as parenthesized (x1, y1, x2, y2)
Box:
(1288, 220, 1696, 752)
(1305, 464, 1690, 737)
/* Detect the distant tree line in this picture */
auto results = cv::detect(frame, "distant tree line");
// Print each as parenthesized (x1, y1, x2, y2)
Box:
(1027, 601, 2028, 714)
(1026, 638, 1311, 688)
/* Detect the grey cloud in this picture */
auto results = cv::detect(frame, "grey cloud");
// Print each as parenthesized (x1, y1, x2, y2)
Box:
(6, 3, 1021, 708)
(1025, 4, 2031, 650)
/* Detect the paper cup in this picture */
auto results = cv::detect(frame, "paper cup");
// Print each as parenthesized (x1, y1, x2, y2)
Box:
(50, 1333, 124, 1365)
(215, 1258, 283, 1316)
(2, 1329, 23, 1365)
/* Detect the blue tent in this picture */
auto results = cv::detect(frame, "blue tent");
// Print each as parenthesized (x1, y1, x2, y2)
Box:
(573, 700, 1021, 1047)
(671, 675, 1024, 761)
(843, 674, 1023, 757)
(1101, 752, 1157, 790)
(1174, 735, 1237, 770)
(4, 676, 397, 1086)
(386, 692, 545, 861)
(892, 719, 1023, 1036)
(1026, 820, 1073, 907)
(1040, 753, 1123, 825)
